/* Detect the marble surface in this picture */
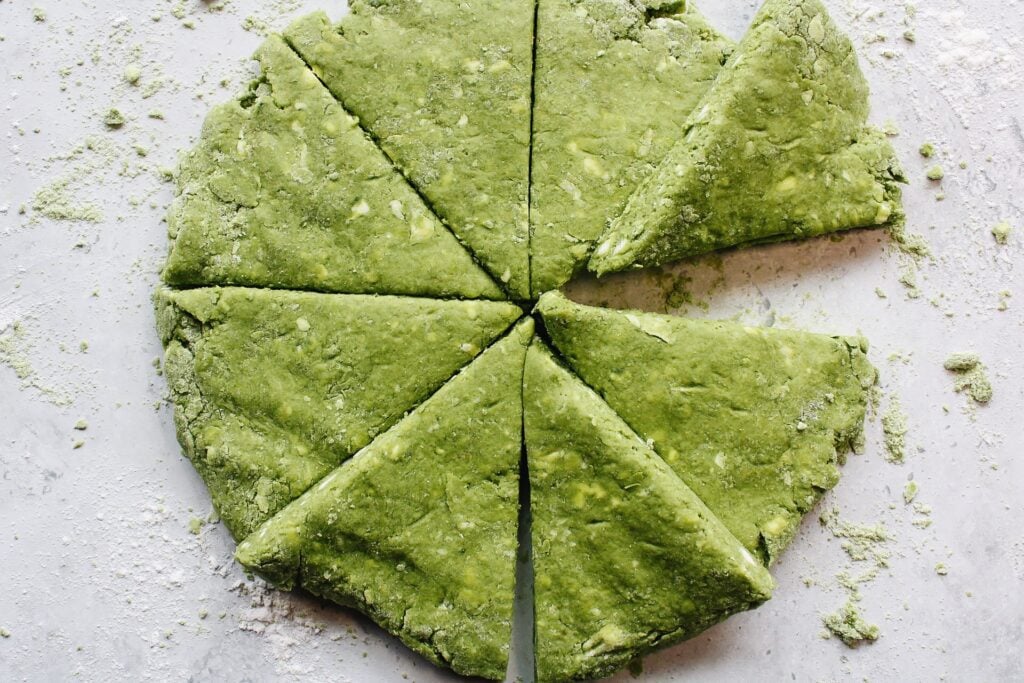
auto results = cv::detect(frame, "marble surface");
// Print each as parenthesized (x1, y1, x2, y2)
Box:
(1, 1, 1022, 681)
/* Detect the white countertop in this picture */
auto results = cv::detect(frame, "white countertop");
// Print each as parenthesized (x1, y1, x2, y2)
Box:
(1, 1, 1022, 681)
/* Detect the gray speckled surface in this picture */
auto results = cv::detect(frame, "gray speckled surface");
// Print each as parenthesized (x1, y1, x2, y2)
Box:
(1, 1, 1022, 681)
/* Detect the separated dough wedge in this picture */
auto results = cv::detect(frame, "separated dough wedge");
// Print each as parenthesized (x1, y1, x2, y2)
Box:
(537, 292, 876, 563)
(236, 320, 533, 680)
(156, 286, 522, 538)
(590, 0, 904, 276)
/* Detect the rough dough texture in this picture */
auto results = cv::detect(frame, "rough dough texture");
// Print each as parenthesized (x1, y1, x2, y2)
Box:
(530, 0, 732, 294)
(154, 1, 894, 678)
(235, 320, 533, 681)
(537, 292, 877, 563)
(164, 36, 502, 300)
(285, 2, 534, 298)
(590, 0, 905, 275)
(525, 342, 773, 682)
(155, 286, 521, 538)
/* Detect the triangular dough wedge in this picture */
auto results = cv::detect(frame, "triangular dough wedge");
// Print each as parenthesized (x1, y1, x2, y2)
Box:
(156, 286, 522, 538)
(524, 342, 773, 681)
(537, 292, 876, 563)
(164, 36, 501, 300)
(530, 0, 733, 294)
(235, 320, 533, 681)
(590, 0, 905, 276)
(285, 3, 533, 298)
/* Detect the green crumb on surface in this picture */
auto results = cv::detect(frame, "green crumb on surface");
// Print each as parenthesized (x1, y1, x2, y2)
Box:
(903, 481, 919, 504)
(820, 508, 890, 566)
(898, 263, 920, 299)
(823, 601, 880, 646)
(0, 627, 10, 638)
(888, 222, 931, 259)
(241, 15, 270, 35)
(943, 353, 992, 404)
(124, 64, 142, 85)
(31, 180, 103, 223)
(73, 419, 88, 431)
(79, 340, 88, 352)
(188, 517, 205, 535)
(881, 397, 908, 463)
(198, 608, 209, 620)
(32, 7, 47, 22)
(943, 352, 981, 372)
(73, 440, 85, 449)
(903, 30, 915, 42)
(919, 143, 935, 158)
(991, 222, 1012, 245)
(935, 563, 949, 576)
(103, 108, 126, 128)
(926, 165, 944, 181)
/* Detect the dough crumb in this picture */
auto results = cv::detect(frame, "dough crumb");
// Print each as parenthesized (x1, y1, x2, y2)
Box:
(903, 481, 918, 504)
(103, 108, 126, 129)
(991, 222, 1012, 245)
(881, 397, 908, 463)
(74, 418, 88, 431)
(124, 64, 142, 85)
(918, 142, 935, 158)
(943, 353, 992, 404)
(32, 180, 103, 223)
(925, 165, 944, 181)
(823, 601, 880, 646)
(888, 222, 930, 259)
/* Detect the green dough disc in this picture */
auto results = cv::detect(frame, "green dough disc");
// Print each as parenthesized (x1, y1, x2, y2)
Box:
(537, 292, 876, 563)
(525, 341, 773, 682)
(285, 2, 534, 298)
(156, 286, 522, 538)
(236, 319, 533, 680)
(164, 36, 502, 300)
(530, 0, 732, 294)
(590, 0, 905, 276)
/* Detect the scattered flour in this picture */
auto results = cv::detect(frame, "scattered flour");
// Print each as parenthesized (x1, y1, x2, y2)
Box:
(881, 396, 909, 463)
(0, 320, 74, 406)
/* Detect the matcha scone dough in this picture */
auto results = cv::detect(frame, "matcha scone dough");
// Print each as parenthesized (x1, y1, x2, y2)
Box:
(163, 36, 501, 300)
(537, 292, 877, 563)
(590, 0, 905, 276)
(524, 342, 773, 682)
(236, 320, 533, 681)
(285, 0, 534, 298)
(155, 286, 521, 539)
(530, 0, 732, 294)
